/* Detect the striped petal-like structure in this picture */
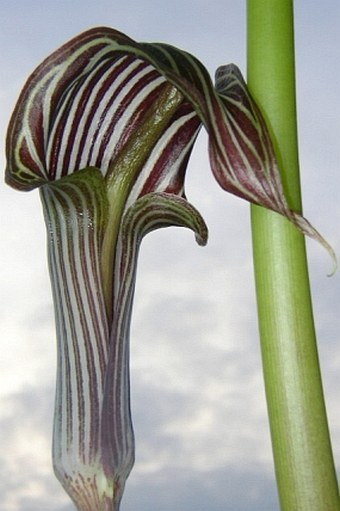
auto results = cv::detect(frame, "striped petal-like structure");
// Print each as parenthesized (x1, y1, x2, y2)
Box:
(5, 27, 332, 511)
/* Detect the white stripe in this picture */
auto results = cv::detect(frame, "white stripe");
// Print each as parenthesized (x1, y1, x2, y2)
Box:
(99, 70, 166, 174)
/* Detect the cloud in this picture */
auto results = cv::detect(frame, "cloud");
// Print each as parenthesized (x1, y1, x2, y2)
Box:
(0, 387, 72, 511)
(123, 465, 279, 511)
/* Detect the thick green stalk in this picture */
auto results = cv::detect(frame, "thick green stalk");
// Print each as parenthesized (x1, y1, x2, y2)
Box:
(247, 1, 340, 509)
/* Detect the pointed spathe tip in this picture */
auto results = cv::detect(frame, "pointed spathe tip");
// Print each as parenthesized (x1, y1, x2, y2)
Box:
(290, 211, 337, 277)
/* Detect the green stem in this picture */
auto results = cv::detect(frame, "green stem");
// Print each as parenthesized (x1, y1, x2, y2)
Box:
(247, 1, 340, 509)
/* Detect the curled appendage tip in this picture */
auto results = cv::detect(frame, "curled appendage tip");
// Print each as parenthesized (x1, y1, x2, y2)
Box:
(291, 212, 337, 277)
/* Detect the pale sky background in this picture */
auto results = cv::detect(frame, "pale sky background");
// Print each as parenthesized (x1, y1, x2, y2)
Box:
(0, 1, 339, 510)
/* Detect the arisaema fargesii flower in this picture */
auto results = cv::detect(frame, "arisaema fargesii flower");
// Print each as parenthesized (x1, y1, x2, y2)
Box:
(5, 27, 333, 511)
